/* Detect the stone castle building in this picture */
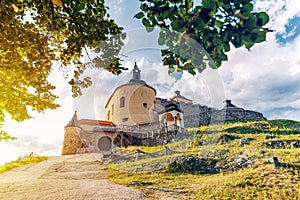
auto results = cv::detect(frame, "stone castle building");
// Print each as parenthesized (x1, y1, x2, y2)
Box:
(62, 63, 266, 155)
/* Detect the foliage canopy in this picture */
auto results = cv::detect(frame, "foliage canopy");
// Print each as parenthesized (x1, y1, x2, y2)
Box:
(135, 0, 271, 74)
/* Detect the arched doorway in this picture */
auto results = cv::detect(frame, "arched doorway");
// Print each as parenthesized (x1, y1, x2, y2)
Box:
(97, 136, 112, 151)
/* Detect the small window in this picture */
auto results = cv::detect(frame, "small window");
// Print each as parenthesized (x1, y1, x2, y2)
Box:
(107, 110, 110, 120)
(122, 118, 128, 122)
(143, 103, 147, 108)
(120, 97, 125, 108)
(112, 104, 114, 115)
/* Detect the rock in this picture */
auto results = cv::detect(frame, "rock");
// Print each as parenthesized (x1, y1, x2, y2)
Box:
(265, 140, 300, 149)
(216, 155, 257, 172)
(265, 140, 285, 148)
(243, 149, 253, 154)
(216, 134, 235, 144)
(265, 135, 276, 139)
(260, 150, 269, 156)
(168, 156, 218, 174)
(235, 155, 248, 167)
(197, 140, 207, 146)
(169, 151, 258, 174)
(273, 157, 280, 167)
(207, 149, 229, 159)
(240, 137, 250, 146)
(292, 141, 300, 148)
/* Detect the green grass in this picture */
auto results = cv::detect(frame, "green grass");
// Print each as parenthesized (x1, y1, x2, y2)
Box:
(0, 153, 48, 173)
(106, 120, 300, 199)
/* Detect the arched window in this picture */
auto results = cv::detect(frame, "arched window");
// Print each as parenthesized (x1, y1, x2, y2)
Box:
(120, 96, 125, 108)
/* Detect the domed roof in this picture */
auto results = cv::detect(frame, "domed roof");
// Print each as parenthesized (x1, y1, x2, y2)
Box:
(128, 78, 146, 84)
(105, 62, 156, 108)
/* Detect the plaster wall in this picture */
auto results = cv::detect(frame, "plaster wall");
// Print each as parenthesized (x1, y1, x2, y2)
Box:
(105, 84, 156, 125)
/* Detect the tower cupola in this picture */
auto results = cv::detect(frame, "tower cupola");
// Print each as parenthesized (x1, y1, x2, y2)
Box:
(131, 62, 141, 80)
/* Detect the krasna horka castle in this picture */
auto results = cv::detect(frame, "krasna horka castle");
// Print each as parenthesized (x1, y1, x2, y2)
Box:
(62, 63, 266, 155)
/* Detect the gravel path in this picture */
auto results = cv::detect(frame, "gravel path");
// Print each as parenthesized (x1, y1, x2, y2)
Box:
(0, 154, 147, 200)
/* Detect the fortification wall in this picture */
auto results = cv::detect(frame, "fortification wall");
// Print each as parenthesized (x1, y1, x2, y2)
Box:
(159, 100, 266, 128)
(179, 103, 201, 128)
(223, 109, 266, 121)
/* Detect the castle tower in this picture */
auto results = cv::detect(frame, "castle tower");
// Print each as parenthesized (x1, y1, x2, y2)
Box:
(61, 111, 83, 155)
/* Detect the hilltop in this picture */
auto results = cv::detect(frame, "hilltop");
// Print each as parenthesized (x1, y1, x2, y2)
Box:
(106, 119, 300, 199)
(1, 119, 299, 199)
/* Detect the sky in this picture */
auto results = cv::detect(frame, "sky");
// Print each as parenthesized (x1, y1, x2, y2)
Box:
(1, 0, 300, 165)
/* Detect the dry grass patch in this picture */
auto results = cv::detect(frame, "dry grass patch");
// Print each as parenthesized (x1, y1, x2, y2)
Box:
(0, 153, 48, 173)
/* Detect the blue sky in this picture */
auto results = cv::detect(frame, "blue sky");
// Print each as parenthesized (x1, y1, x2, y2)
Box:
(276, 15, 300, 45)
(1, 0, 300, 165)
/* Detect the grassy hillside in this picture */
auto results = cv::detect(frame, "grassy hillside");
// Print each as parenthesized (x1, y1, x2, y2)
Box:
(106, 120, 300, 199)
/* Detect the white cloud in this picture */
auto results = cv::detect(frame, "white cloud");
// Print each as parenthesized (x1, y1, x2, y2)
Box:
(255, 0, 300, 33)
(219, 16, 300, 120)
(106, 0, 124, 14)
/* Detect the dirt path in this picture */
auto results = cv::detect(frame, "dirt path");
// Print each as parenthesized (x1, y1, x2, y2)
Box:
(0, 154, 147, 200)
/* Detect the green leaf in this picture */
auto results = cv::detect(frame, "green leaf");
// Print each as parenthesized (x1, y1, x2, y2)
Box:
(171, 20, 181, 31)
(224, 42, 230, 52)
(196, 63, 206, 73)
(168, 67, 175, 74)
(134, 12, 144, 19)
(250, 32, 258, 41)
(158, 37, 165, 45)
(188, 68, 196, 75)
(242, 3, 253, 14)
(177, 67, 183, 72)
(208, 60, 216, 68)
(163, 10, 170, 19)
(232, 35, 243, 48)
(142, 18, 151, 27)
(244, 14, 257, 29)
(202, 0, 216, 10)
(183, 63, 192, 70)
(245, 41, 254, 50)
(255, 32, 266, 43)
(215, 20, 223, 29)
(146, 26, 154, 32)
(194, 6, 202, 13)
(218, 52, 228, 61)
(256, 12, 269, 26)
(186, 0, 193, 10)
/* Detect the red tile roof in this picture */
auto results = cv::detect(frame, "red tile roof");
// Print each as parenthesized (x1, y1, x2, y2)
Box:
(78, 119, 115, 127)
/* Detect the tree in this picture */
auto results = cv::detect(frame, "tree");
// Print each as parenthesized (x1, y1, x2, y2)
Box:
(0, 0, 271, 134)
(0, 0, 124, 124)
(135, 0, 271, 74)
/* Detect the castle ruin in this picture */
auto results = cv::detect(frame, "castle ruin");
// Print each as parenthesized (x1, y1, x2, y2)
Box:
(62, 63, 266, 155)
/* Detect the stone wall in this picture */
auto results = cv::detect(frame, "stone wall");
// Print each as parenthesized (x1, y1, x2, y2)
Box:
(155, 99, 266, 128)
(179, 103, 201, 128)
(223, 109, 266, 121)
(62, 126, 83, 155)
